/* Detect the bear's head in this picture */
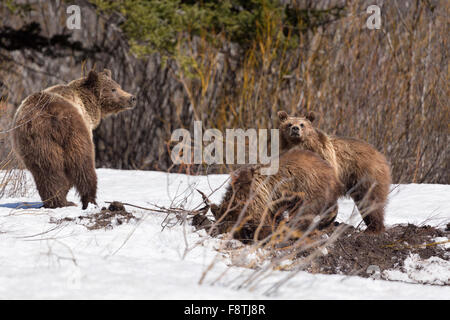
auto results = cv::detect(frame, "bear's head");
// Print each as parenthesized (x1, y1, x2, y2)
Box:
(210, 166, 255, 220)
(83, 69, 136, 115)
(277, 110, 316, 145)
(230, 166, 256, 190)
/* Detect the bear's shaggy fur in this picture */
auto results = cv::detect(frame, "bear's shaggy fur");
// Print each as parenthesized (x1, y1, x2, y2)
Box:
(277, 111, 391, 233)
(211, 148, 342, 241)
(12, 69, 136, 209)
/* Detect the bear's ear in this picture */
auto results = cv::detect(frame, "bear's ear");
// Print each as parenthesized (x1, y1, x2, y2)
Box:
(102, 69, 112, 78)
(231, 169, 249, 186)
(210, 204, 219, 216)
(84, 70, 99, 87)
(306, 111, 316, 122)
(278, 111, 288, 122)
(230, 171, 239, 185)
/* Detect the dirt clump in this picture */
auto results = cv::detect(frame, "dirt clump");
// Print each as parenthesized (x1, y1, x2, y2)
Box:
(195, 217, 449, 283)
(51, 201, 138, 230)
(298, 223, 449, 278)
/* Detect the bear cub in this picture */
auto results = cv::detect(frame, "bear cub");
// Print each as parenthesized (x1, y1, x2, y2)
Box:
(12, 69, 136, 209)
(211, 148, 342, 241)
(277, 110, 391, 233)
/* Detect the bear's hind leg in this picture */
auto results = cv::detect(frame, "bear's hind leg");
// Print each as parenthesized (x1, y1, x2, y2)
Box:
(65, 144, 97, 210)
(61, 107, 98, 210)
(351, 186, 386, 233)
(18, 137, 74, 208)
(30, 166, 73, 208)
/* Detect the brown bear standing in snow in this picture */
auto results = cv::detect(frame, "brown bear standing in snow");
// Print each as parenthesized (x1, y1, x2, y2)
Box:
(12, 69, 136, 209)
(210, 148, 342, 241)
(277, 111, 391, 233)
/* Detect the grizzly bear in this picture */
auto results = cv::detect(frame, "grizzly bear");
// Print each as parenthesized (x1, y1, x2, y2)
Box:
(277, 110, 391, 233)
(210, 148, 342, 241)
(12, 69, 136, 209)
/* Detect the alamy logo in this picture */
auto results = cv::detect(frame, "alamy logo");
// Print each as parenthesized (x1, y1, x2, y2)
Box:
(366, 5, 381, 30)
(170, 121, 279, 175)
(66, 5, 81, 30)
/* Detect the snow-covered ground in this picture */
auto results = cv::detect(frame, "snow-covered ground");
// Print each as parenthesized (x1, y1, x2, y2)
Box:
(0, 169, 449, 299)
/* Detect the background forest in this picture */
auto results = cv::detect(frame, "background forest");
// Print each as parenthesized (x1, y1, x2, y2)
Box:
(0, 0, 448, 186)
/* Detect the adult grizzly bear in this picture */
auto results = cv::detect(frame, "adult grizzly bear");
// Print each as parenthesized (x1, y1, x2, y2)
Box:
(210, 148, 342, 241)
(277, 111, 391, 233)
(12, 69, 136, 209)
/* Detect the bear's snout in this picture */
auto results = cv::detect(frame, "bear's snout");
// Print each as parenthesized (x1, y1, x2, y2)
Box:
(123, 95, 137, 109)
(290, 125, 301, 137)
(129, 95, 137, 108)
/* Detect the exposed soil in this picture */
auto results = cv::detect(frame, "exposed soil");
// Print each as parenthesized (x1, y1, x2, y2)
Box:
(299, 223, 449, 280)
(51, 201, 139, 230)
(192, 215, 449, 283)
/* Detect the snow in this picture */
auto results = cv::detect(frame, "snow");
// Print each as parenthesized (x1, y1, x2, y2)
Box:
(337, 184, 450, 228)
(383, 254, 450, 286)
(0, 169, 449, 299)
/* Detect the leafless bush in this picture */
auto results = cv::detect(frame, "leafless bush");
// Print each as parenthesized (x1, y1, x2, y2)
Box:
(0, 66, 29, 198)
(1, 1, 446, 183)
(149, 170, 386, 294)
(170, 0, 448, 183)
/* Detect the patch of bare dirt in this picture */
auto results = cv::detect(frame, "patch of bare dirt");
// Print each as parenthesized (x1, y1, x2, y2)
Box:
(193, 215, 449, 283)
(51, 201, 139, 230)
(298, 223, 449, 279)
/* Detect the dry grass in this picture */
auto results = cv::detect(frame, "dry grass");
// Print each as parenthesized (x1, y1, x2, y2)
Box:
(0, 2, 447, 289)
(169, 0, 448, 184)
(0, 61, 30, 198)
(1, 1, 447, 186)
(148, 172, 388, 293)
(150, 175, 448, 293)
